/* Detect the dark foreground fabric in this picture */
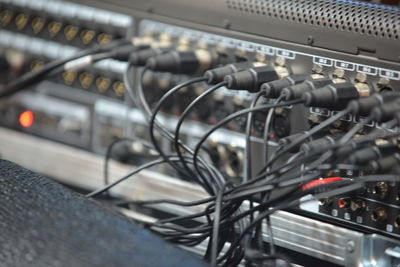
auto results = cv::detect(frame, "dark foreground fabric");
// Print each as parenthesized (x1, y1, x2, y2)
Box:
(0, 160, 207, 267)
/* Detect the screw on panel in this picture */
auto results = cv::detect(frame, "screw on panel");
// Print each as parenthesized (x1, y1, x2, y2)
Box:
(346, 240, 355, 253)
(307, 35, 314, 45)
(223, 19, 231, 29)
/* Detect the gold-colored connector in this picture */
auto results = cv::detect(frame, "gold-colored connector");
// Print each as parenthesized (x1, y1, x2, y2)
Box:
(64, 25, 79, 41)
(0, 10, 13, 27)
(95, 77, 111, 93)
(15, 13, 29, 31)
(30, 60, 44, 71)
(80, 29, 96, 45)
(97, 33, 112, 44)
(63, 71, 76, 86)
(112, 81, 125, 97)
(79, 72, 93, 89)
(48, 21, 62, 37)
(31, 17, 45, 34)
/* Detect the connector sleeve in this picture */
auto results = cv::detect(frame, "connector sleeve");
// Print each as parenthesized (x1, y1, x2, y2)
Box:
(348, 92, 400, 116)
(282, 78, 333, 100)
(300, 134, 343, 154)
(110, 44, 141, 61)
(349, 144, 398, 165)
(278, 132, 305, 153)
(371, 98, 400, 122)
(303, 82, 360, 110)
(369, 154, 400, 174)
(204, 62, 254, 84)
(261, 74, 309, 98)
(129, 47, 168, 66)
(147, 51, 199, 74)
(224, 66, 278, 92)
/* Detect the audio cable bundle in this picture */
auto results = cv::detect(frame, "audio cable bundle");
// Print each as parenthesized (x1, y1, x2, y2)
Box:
(2, 37, 400, 267)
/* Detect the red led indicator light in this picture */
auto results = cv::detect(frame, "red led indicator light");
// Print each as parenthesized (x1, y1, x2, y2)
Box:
(19, 110, 34, 128)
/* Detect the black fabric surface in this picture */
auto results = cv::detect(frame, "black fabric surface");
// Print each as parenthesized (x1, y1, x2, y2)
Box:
(0, 160, 207, 267)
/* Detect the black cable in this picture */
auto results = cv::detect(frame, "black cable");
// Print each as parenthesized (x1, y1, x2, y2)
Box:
(263, 95, 284, 166)
(174, 81, 228, 176)
(210, 183, 231, 267)
(192, 99, 305, 185)
(87, 155, 222, 198)
(103, 137, 154, 187)
(131, 66, 222, 194)
(257, 107, 353, 175)
(148, 75, 208, 179)
(245, 91, 266, 182)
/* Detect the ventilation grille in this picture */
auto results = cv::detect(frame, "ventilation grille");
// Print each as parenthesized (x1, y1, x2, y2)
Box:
(226, 0, 400, 40)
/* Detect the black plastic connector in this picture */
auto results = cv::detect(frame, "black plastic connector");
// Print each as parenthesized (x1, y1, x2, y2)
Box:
(278, 132, 305, 153)
(129, 47, 170, 66)
(146, 50, 218, 74)
(281, 78, 333, 100)
(224, 66, 279, 92)
(349, 144, 399, 165)
(261, 74, 309, 98)
(371, 98, 400, 122)
(109, 44, 148, 61)
(348, 92, 400, 116)
(300, 134, 343, 155)
(368, 153, 400, 174)
(303, 82, 369, 110)
(204, 62, 264, 84)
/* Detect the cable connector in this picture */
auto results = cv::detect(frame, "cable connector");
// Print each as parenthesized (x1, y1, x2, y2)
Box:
(348, 92, 400, 116)
(129, 47, 171, 66)
(261, 74, 314, 98)
(223, 66, 279, 92)
(146, 49, 218, 74)
(371, 98, 400, 122)
(349, 144, 399, 165)
(204, 62, 265, 84)
(281, 77, 333, 100)
(368, 153, 400, 174)
(108, 44, 141, 61)
(303, 82, 371, 110)
(300, 134, 343, 155)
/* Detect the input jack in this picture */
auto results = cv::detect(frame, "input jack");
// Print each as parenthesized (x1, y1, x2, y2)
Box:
(395, 215, 400, 228)
(0, 10, 13, 26)
(371, 208, 388, 222)
(112, 81, 125, 97)
(79, 72, 93, 89)
(319, 198, 333, 206)
(350, 200, 365, 211)
(64, 25, 79, 41)
(97, 33, 112, 44)
(95, 77, 111, 93)
(15, 13, 29, 31)
(63, 71, 76, 86)
(48, 21, 62, 37)
(372, 182, 389, 198)
(80, 29, 96, 45)
(31, 17, 45, 34)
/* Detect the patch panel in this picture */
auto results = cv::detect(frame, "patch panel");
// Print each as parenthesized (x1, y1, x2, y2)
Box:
(0, 0, 132, 48)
